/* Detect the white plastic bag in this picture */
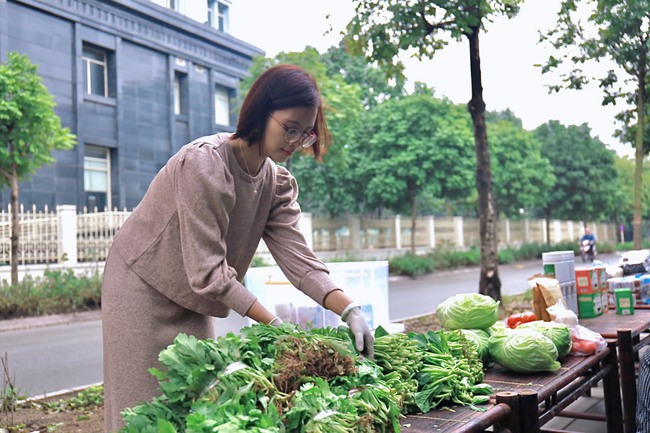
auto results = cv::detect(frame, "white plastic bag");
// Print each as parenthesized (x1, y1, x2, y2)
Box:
(547, 300, 607, 356)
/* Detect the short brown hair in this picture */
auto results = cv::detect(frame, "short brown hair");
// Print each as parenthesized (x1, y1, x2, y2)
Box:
(232, 64, 330, 159)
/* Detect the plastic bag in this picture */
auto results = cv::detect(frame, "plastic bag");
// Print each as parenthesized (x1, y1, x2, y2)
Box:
(547, 300, 579, 327)
(546, 300, 607, 357)
(569, 325, 607, 356)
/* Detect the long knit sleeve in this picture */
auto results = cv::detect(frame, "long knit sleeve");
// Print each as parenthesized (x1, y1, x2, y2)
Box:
(262, 166, 339, 306)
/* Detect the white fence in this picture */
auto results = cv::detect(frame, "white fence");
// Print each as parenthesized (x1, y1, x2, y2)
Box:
(0, 205, 619, 266)
(0, 205, 130, 266)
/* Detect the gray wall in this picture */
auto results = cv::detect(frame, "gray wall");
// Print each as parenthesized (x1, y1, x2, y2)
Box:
(0, 0, 263, 210)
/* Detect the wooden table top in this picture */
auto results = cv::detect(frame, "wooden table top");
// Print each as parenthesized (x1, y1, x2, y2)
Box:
(400, 348, 611, 432)
(579, 308, 650, 338)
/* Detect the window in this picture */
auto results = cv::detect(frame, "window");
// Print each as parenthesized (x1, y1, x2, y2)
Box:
(167, 0, 184, 13)
(214, 85, 230, 125)
(207, 0, 229, 32)
(82, 43, 115, 98)
(82, 45, 108, 97)
(84, 146, 111, 210)
(174, 71, 188, 115)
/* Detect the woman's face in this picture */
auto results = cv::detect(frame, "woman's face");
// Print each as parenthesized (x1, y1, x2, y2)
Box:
(261, 106, 318, 163)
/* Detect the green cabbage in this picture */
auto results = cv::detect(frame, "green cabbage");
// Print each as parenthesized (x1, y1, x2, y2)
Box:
(460, 328, 491, 364)
(488, 328, 561, 373)
(436, 293, 500, 330)
(488, 321, 508, 335)
(517, 320, 572, 359)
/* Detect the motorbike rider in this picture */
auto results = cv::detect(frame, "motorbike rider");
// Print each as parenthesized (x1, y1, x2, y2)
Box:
(579, 227, 597, 261)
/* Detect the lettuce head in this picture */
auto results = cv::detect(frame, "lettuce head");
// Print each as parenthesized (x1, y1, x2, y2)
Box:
(488, 328, 561, 373)
(436, 293, 500, 330)
(517, 320, 572, 359)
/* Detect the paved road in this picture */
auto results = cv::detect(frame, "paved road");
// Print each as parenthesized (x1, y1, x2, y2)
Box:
(388, 258, 546, 321)
(0, 253, 621, 397)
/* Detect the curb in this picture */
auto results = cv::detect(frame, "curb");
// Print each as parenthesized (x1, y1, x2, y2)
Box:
(21, 381, 104, 403)
(0, 309, 102, 333)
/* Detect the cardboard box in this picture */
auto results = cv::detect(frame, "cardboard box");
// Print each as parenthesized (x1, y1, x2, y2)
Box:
(594, 266, 608, 289)
(607, 275, 650, 307)
(578, 292, 604, 318)
(614, 288, 635, 315)
(576, 268, 599, 294)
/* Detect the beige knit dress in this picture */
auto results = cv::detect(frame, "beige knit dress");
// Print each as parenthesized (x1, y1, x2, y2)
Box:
(101, 133, 339, 432)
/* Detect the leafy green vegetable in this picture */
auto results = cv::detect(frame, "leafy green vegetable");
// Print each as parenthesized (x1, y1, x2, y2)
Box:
(460, 329, 491, 365)
(120, 323, 494, 433)
(373, 329, 423, 381)
(488, 328, 561, 373)
(517, 320, 572, 359)
(409, 330, 491, 413)
(436, 293, 500, 330)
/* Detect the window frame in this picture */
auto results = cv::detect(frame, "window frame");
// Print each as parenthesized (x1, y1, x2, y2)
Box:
(207, 0, 230, 32)
(82, 45, 109, 97)
(83, 145, 112, 210)
(214, 84, 231, 126)
(174, 71, 189, 116)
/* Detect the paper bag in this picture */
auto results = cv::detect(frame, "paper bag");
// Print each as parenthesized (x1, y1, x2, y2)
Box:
(528, 275, 565, 322)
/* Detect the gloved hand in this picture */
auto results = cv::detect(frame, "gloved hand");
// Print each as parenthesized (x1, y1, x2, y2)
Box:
(268, 316, 283, 327)
(343, 306, 374, 358)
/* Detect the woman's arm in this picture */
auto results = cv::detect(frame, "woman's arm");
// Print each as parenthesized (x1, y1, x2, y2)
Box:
(245, 300, 280, 325)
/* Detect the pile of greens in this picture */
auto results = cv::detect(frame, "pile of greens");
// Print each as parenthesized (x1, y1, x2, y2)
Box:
(119, 323, 492, 433)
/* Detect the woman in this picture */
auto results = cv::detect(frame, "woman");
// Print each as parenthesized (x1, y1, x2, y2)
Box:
(101, 64, 374, 431)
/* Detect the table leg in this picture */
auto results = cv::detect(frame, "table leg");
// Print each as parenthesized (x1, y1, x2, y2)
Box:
(519, 390, 540, 433)
(495, 392, 520, 433)
(618, 329, 636, 433)
(603, 341, 624, 433)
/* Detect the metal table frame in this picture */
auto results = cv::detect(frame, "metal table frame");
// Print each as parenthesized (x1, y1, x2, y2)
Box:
(580, 308, 650, 433)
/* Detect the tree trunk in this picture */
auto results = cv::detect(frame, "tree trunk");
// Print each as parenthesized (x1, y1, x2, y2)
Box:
(633, 44, 646, 249)
(10, 163, 19, 286)
(466, 27, 501, 301)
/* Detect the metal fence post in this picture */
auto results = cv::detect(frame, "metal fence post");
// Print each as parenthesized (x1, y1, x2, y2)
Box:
(57, 205, 78, 265)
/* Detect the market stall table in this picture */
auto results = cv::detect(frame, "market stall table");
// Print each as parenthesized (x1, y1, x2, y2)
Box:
(399, 401, 512, 433)
(579, 309, 650, 433)
(401, 345, 622, 433)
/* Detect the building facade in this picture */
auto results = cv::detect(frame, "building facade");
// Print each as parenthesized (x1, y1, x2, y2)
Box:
(0, 0, 263, 210)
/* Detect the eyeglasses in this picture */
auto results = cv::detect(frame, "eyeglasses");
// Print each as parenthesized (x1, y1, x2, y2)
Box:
(269, 113, 318, 148)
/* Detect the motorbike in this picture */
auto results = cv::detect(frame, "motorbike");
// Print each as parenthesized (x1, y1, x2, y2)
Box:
(580, 239, 597, 263)
(618, 249, 650, 276)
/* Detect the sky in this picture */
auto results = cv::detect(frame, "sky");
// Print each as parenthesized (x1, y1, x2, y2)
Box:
(229, 0, 633, 157)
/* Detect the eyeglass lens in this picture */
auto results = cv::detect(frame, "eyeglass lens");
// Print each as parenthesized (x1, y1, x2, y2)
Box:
(270, 113, 317, 148)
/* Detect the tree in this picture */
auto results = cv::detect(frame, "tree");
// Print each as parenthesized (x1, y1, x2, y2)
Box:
(344, 0, 523, 300)
(487, 111, 556, 219)
(322, 44, 405, 108)
(533, 121, 621, 238)
(613, 155, 650, 239)
(0, 52, 76, 285)
(361, 92, 475, 253)
(539, 0, 650, 248)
